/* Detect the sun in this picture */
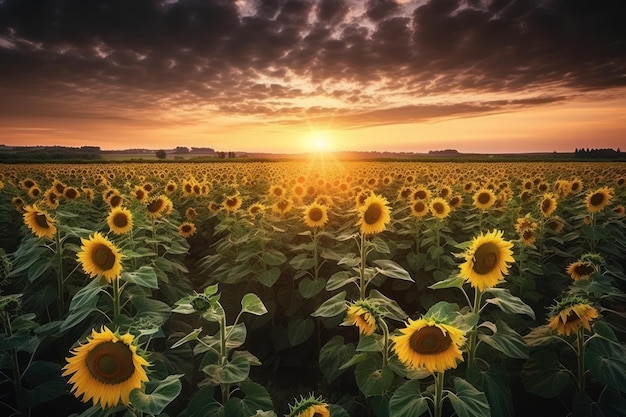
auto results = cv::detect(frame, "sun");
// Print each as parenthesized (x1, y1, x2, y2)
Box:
(305, 131, 333, 153)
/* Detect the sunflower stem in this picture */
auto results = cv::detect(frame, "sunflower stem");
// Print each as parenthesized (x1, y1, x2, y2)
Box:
(359, 232, 367, 300)
(379, 319, 390, 368)
(577, 327, 586, 392)
(112, 278, 121, 320)
(151, 217, 158, 256)
(219, 314, 230, 403)
(434, 371, 445, 417)
(468, 288, 482, 366)
(313, 228, 319, 282)
(55, 227, 64, 312)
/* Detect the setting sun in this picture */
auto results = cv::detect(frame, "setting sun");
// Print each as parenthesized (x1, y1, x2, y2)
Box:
(305, 132, 333, 153)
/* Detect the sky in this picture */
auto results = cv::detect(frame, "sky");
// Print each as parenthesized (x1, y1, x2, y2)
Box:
(0, 0, 625, 154)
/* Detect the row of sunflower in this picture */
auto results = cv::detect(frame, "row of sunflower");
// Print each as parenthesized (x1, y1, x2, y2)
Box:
(0, 160, 625, 417)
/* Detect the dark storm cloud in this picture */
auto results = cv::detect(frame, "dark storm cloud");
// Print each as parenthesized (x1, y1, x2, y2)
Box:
(0, 0, 624, 129)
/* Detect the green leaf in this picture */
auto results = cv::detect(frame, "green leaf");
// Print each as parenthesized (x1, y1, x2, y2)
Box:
(373, 259, 414, 282)
(287, 317, 315, 346)
(262, 250, 287, 266)
(424, 301, 459, 323)
(20, 361, 67, 408)
(129, 374, 183, 415)
(289, 253, 317, 270)
(241, 293, 268, 316)
(370, 236, 391, 254)
(478, 320, 529, 359)
(448, 377, 491, 417)
(585, 337, 626, 393)
(258, 267, 281, 287)
(170, 328, 203, 349)
(522, 349, 570, 398)
(368, 289, 408, 322)
(466, 364, 515, 417)
(298, 277, 325, 298)
(429, 274, 466, 289)
(484, 288, 535, 319)
(326, 271, 357, 291)
(61, 278, 102, 331)
(355, 356, 394, 397)
(223, 381, 274, 417)
(389, 379, 429, 417)
(202, 355, 250, 385)
(523, 325, 563, 348)
(187, 387, 224, 417)
(311, 291, 347, 318)
(319, 336, 355, 382)
(121, 265, 158, 289)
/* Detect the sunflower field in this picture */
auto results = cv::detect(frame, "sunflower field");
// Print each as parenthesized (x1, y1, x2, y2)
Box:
(0, 160, 625, 417)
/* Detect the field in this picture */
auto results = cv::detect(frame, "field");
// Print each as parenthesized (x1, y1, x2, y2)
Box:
(0, 160, 625, 417)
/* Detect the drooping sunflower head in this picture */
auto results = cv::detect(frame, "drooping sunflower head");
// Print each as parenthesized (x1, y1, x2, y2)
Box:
(247, 203, 266, 218)
(514, 214, 538, 235)
(356, 193, 391, 235)
(107, 207, 133, 235)
(548, 296, 599, 336)
(429, 197, 451, 220)
(185, 207, 197, 220)
(546, 216, 565, 233)
(342, 300, 381, 336)
(303, 203, 329, 228)
(566, 261, 596, 281)
(392, 318, 466, 374)
(539, 193, 558, 218)
(178, 222, 197, 238)
(23, 204, 57, 239)
(63, 326, 150, 409)
(459, 229, 515, 291)
(584, 187, 613, 213)
(287, 394, 330, 417)
(472, 188, 496, 211)
(77, 232, 123, 282)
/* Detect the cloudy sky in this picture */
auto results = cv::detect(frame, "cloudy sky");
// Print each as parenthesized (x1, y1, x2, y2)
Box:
(1, 0, 625, 154)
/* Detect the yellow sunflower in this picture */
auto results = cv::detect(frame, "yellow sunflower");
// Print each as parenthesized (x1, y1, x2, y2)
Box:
(23, 205, 57, 239)
(584, 187, 613, 213)
(472, 188, 496, 211)
(185, 207, 197, 220)
(410, 200, 429, 218)
(107, 207, 133, 235)
(269, 185, 286, 199)
(222, 195, 243, 212)
(146, 196, 171, 218)
(411, 186, 431, 202)
(356, 193, 391, 234)
(548, 298, 599, 337)
(539, 193, 558, 218)
(393, 318, 465, 374)
(342, 300, 380, 336)
(107, 193, 124, 209)
(287, 395, 330, 417)
(77, 232, 123, 282)
(63, 326, 150, 409)
(429, 197, 451, 220)
(272, 198, 293, 215)
(64, 186, 80, 200)
(546, 216, 565, 233)
(459, 230, 515, 291)
(44, 189, 60, 209)
(247, 203, 266, 217)
(178, 222, 197, 238)
(303, 203, 329, 228)
(566, 261, 595, 281)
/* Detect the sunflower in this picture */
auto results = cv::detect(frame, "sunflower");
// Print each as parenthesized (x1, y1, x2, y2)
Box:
(164, 180, 177, 194)
(429, 197, 451, 220)
(12, 197, 26, 213)
(566, 261, 595, 281)
(303, 203, 329, 228)
(519, 229, 536, 246)
(107, 193, 124, 209)
(269, 185, 286, 199)
(614, 205, 625, 216)
(28, 186, 42, 199)
(548, 297, 599, 336)
(63, 326, 150, 409)
(539, 193, 558, 218)
(354, 190, 372, 207)
(247, 203, 266, 217)
(546, 216, 565, 233)
(342, 300, 380, 336)
(356, 193, 391, 234)
(107, 207, 133, 235)
(20, 178, 37, 190)
(23, 205, 57, 239)
(393, 318, 465, 374)
(449, 195, 462, 209)
(584, 187, 613, 213)
(178, 222, 197, 238)
(411, 186, 431, 202)
(472, 188, 496, 211)
(459, 229, 515, 291)
(64, 186, 80, 200)
(44, 189, 60, 209)
(272, 198, 293, 215)
(222, 195, 243, 212)
(77, 232, 123, 282)
(287, 395, 330, 417)
(132, 186, 148, 202)
(185, 207, 197, 220)
(146, 196, 170, 218)
(410, 200, 429, 218)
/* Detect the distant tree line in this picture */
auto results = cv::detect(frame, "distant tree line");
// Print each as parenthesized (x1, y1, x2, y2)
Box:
(574, 147, 624, 159)
(0, 145, 101, 161)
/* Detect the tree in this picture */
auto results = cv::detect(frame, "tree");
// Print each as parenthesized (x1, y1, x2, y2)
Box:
(156, 150, 167, 159)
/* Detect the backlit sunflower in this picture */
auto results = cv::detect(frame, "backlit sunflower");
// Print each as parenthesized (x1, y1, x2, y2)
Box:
(247, 203, 266, 217)
(429, 197, 451, 220)
(566, 261, 595, 281)
(287, 395, 330, 417)
(410, 200, 429, 218)
(548, 297, 599, 336)
(342, 300, 380, 336)
(272, 198, 293, 215)
(23, 205, 57, 239)
(77, 232, 123, 282)
(356, 193, 391, 234)
(459, 229, 515, 291)
(393, 318, 465, 374)
(222, 195, 243, 212)
(584, 187, 613, 213)
(303, 203, 329, 228)
(614, 205, 625, 216)
(107, 207, 133, 235)
(63, 326, 150, 409)
(472, 188, 496, 211)
(539, 193, 558, 218)
(269, 185, 286, 199)
(178, 222, 197, 238)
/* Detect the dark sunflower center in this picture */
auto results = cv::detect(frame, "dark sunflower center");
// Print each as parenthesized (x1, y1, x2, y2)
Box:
(364, 203, 382, 225)
(415, 190, 427, 200)
(167, 184, 175, 192)
(433, 202, 444, 214)
(147, 199, 163, 213)
(472, 242, 499, 274)
(542, 199, 552, 213)
(401, 189, 411, 198)
(226, 198, 238, 207)
(414, 201, 425, 212)
(35, 213, 50, 229)
(143, 184, 153, 192)
(92, 244, 116, 270)
(182, 225, 192, 233)
(109, 195, 122, 207)
(65, 188, 78, 199)
(564, 310, 581, 324)
(522, 230, 533, 240)
(409, 325, 452, 354)
(590, 193, 605, 206)
(574, 263, 595, 277)
(184, 184, 192, 193)
(136, 189, 145, 199)
(313, 413, 323, 417)
(309, 207, 324, 222)
(31, 188, 40, 197)
(273, 188, 282, 196)
(250, 206, 260, 214)
(450, 197, 460, 206)
(277, 200, 289, 211)
(86, 341, 135, 384)
(477, 192, 491, 204)
(24, 180, 35, 188)
(112, 213, 128, 228)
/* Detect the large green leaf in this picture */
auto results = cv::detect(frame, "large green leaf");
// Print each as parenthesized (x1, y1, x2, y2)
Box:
(241, 293, 268, 316)
(319, 335, 355, 382)
(522, 349, 571, 398)
(478, 320, 529, 359)
(298, 277, 325, 298)
(311, 291, 346, 318)
(585, 337, 626, 393)
(223, 381, 274, 417)
(258, 267, 281, 287)
(262, 250, 287, 266)
(424, 301, 459, 323)
(448, 377, 491, 417)
(484, 288, 535, 319)
(466, 364, 515, 417)
(202, 354, 250, 385)
(326, 271, 357, 291)
(355, 356, 394, 397)
(287, 317, 315, 346)
(388, 379, 429, 417)
(129, 374, 182, 415)
(121, 265, 158, 289)
(187, 387, 224, 417)
(368, 289, 408, 322)
(60, 278, 102, 331)
(429, 274, 466, 290)
(373, 259, 414, 282)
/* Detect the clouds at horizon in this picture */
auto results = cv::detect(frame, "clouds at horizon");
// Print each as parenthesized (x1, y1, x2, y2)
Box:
(0, 0, 625, 149)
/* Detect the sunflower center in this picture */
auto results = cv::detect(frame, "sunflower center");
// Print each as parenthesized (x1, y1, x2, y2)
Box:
(309, 207, 324, 222)
(226, 198, 238, 207)
(109, 195, 122, 207)
(409, 325, 452, 354)
(35, 213, 50, 229)
(65, 188, 78, 199)
(92, 244, 116, 270)
(564, 310, 581, 324)
(277, 200, 289, 211)
(182, 225, 192, 233)
(112, 213, 128, 228)
(147, 199, 164, 213)
(477, 192, 491, 204)
(86, 341, 135, 384)
(574, 263, 595, 277)
(472, 242, 499, 274)
(415, 190, 427, 200)
(414, 201, 425, 212)
(589, 193, 604, 206)
(542, 199, 552, 212)
(433, 202, 444, 214)
(364, 203, 382, 225)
